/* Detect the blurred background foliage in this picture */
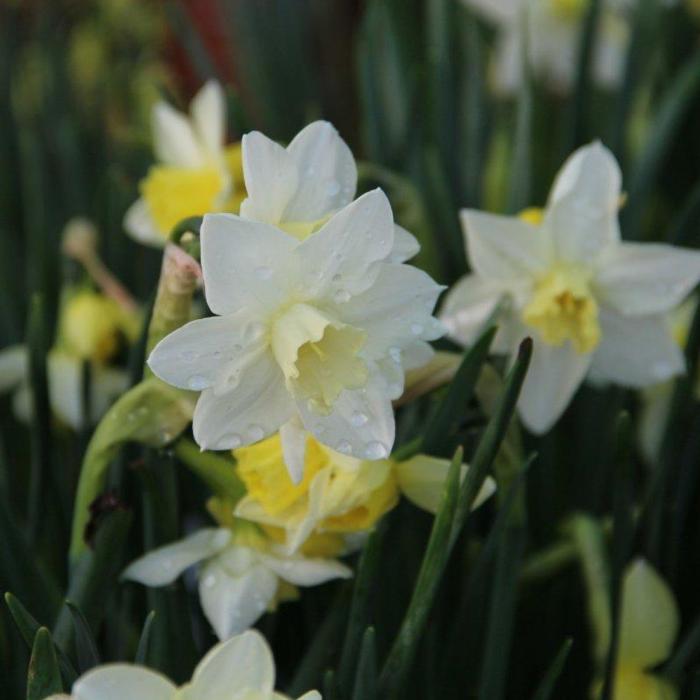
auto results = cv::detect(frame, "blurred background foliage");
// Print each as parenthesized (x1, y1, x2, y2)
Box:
(2, 0, 700, 699)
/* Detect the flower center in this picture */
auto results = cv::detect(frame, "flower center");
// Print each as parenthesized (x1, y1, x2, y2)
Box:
(522, 265, 601, 353)
(278, 216, 330, 241)
(271, 303, 368, 413)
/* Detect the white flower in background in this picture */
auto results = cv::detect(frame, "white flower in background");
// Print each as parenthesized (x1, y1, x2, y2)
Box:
(441, 142, 700, 434)
(124, 80, 245, 247)
(240, 120, 420, 262)
(148, 187, 444, 480)
(48, 629, 320, 700)
(123, 525, 351, 640)
(462, 0, 629, 94)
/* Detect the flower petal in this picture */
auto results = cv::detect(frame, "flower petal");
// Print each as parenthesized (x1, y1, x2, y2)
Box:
(545, 141, 621, 264)
(395, 455, 496, 514)
(258, 549, 352, 586)
(122, 528, 231, 586)
(72, 665, 176, 700)
(589, 310, 684, 388)
(190, 629, 275, 697)
(190, 81, 225, 158)
(147, 313, 267, 392)
(284, 120, 357, 222)
(295, 189, 395, 299)
(517, 335, 592, 434)
(341, 262, 445, 361)
(123, 198, 165, 247)
(594, 243, 700, 316)
(200, 213, 298, 317)
(618, 559, 679, 668)
(461, 209, 552, 280)
(198, 552, 278, 640)
(390, 225, 421, 263)
(152, 100, 203, 169)
(440, 274, 503, 348)
(240, 131, 299, 224)
(279, 415, 308, 484)
(192, 350, 294, 450)
(298, 377, 396, 460)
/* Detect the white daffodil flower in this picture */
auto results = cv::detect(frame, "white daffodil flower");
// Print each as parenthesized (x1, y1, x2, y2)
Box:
(0, 345, 128, 430)
(441, 142, 700, 434)
(148, 188, 444, 480)
(240, 120, 420, 263)
(48, 629, 321, 700)
(462, 0, 629, 95)
(123, 526, 351, 640)
(124, 80, 245, 247)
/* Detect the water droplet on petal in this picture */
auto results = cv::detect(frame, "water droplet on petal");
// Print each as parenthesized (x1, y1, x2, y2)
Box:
(351, 411, 368, 427)
(203, 574, 217, 588)
(334, 289, 351, 303)
(326, 180, 341, 196)
(410, 323, 424, 336)
(387, 383, 403, 397)
(248, 424, 264, 441)
(255, 266, 272, 280)
(188, 375, 210, 391)
(232, 343, 243, 353)
(336, 440, 353, 455)
(332, 273, 342, 283)
(181, 350, 196, 361)
(389, 346, 402, 364)
(221, 433, 242, 449)
(652, 361, 673, 380)
(364, 441, 388, 460)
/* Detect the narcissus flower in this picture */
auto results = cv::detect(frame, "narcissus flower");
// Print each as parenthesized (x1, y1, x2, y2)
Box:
(148, 188, 444, 479)
(123, 521, 350, 640)
(124, 80, 245, 246)
(48, 629, 320, 700)
(462, 0, 629, 94)
(593, 559, 679, 700)
(234, 433, 496, 553)
(441, 142, 700, 433)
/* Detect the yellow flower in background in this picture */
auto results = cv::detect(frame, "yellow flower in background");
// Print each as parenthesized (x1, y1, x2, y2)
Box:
(592, 559, 679, 700)
(124, 81, 245, 246)
(234, 433, 496, 553)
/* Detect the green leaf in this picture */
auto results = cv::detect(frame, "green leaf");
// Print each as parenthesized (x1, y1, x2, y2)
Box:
(27, 628, 62, 700)
(668, 177, 700, 247)
(134, 611, 156, 666)
(4, 594, 77, 685)
(665, 612, 700, 680)
(64, 601, 100, 672)
(352, 628, 377, 700)
(531, 639, 574, 700)
(420, 326, 497, 456)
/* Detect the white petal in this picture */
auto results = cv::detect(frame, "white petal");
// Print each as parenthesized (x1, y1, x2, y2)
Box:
(589, 310, 684, 388)
(340, 263, 444, 361)
(257, 549, 352, 586)
(190, 80, 225, 158)
(389, 225, 421, 263)
(147, 313, 267, 392)
(198, 552, 278, 640)
(190, 629, 275, 698)
(297, 692, 322, 700)
(518, 335, 592, 434)
(122, 529, 231, 586)
(440, 274, 503, 348)
(395, 455, 496, 514)
(594, 243, 700, 316)
(295, 189, 395, 299)
(72, 665, 176, 700)
(618, 559, 679, 668)
(0, 344, 27, 392)
(123, 198, 165, 248)
(545, 142, 621, 264)
(401, 341, 435, 371)
(298, 377, 395, 460)
(192, 350, 294, 450)
(279, 415, 308, 484)
(200, 213, 298, 317)
(152, 100, 203, 168)
(240, 131, 299, 224)
(461, 209, 552, 281)
(283, 120, 357, 221)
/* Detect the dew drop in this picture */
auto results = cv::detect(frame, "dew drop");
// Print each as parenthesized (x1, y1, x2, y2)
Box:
(652, 361, 673, 380)
(222, 433, 242, 449)
(389, 346, 402, 364)
(336, 440, 353, 455)
(181, 350, 196, 361)
(326, 180, 341, 196)
(351, 411, 368, 427)
(388, 382, 403, 397)
(248, 424, 265, 441)
(203, 574, 217, 588)
(188, 375, 210, 391)
(232, 343, 243, 353)
(255, 266, 272, 280)
(364, 441, 388, 460)
(332, 273, 342, 283)
(410, 323, 424, 336)
(334, 289, 351, 303)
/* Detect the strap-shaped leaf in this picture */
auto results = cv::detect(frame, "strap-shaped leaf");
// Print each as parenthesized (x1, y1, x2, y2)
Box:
(26, 628, 63, 700)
